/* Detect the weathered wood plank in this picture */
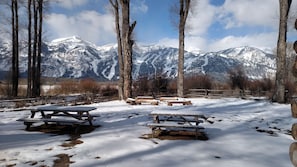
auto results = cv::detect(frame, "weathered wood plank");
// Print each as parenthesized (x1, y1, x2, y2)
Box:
(18, 118, 86, 124)
(159, 97, 178, 102)
(167, 100, 192, 106)
(147, 123, 203, 129)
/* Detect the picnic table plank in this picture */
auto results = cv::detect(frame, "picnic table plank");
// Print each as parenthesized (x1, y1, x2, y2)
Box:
(18, 118, 86, 124)
(167, 100, 192, 106)
(159, 97, 179, 101)
(30, 105, 97, 112)
(147, 122, 204, 129)
(150, 110, 204, 117)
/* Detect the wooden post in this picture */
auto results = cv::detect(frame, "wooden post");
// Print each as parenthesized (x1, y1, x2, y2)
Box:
(291, 16, 297, 167)
(292, 100, 297, 118)
(290, 142, 297, 167)
(292, 100, 297, 166)
(292, 123, 297, 140)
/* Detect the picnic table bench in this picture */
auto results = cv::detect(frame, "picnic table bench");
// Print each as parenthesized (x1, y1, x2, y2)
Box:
(147, 110, 205, 138)
(17, 105, 97, 131)
(159, 97, 179, 102)
(167, 100, 192, 106)
(126, 96, 158, 105)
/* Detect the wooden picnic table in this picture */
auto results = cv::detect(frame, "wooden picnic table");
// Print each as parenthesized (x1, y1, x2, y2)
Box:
(126, 96, 158, 105)
(147, 110, 205, 138)
(18, 105, 97, 130)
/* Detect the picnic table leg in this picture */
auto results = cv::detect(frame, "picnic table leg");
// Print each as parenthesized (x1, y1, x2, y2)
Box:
(74, 125, 81, 134)
(151, 127, 160, 138)
(40, 111, 49, 126)
(30, 110, 36, 118)
(195, 116, 199, 139)
(194, 116, 199, 126)
(151, 127, 155, 138)
(151, 115, 160, 138)
(24, 110, 37, 129)
(24, 122, 32, 130)
(195, 127, 198, 139)
(85, 111, 93, 126)
(153, 115, 160, 123)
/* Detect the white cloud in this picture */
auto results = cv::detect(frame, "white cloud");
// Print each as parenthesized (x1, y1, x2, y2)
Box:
(219, 0, 279, 29)
(55, 0, 89, 9)
(207, 32, 277, 52)
(157, 32, 277, 53)
(187, 0, 216, 36)
(182, 0, 282, 52)
(45, 10, 115, 45)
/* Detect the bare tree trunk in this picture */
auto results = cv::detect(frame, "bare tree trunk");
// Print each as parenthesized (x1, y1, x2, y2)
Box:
(121, 0, 130, 99)
(27, 0, 32, 97)
(110, 0, 124, 100)
(120, 0, 136, 99)
(36, 0, 43, 96)
(11, 0, 15, 97)
(11, 0, 19, 97)
(32, 0, 38, 97)
(177, 0, 190, 97)
(273, 0, 291, 103)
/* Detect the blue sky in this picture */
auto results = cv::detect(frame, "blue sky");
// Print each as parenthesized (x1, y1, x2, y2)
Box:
(45, 0, 297, 52)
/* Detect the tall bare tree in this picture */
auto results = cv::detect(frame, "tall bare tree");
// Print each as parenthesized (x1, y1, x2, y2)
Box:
(177, 0, 190, 97)
(11, 0, 19, 97)
(31, 0, 38, 96)
(35, 0, 43, 96)
(27, 0, 32, 97)
(273, 0, 292, 103)
(110, 0, 124, 100)
(27, 0, 45, 97)
(121, 0, 136, 99)
(110, 0, 136, 100)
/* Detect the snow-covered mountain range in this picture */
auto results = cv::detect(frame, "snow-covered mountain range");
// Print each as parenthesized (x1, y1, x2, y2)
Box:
(0, 36, 276, 81)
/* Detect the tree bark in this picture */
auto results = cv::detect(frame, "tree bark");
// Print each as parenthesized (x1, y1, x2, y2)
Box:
(11, 0, 19, 97)
(32, 0, 38, 97)
(273, 0, 291, 103)
(120, 0, 136, 99)
(177, 0, 190, 97)
(110, 0, 124, 100)
(27, 0, 32, 97)
(290, 142, 297, 166)
(36, 0, 43, 96)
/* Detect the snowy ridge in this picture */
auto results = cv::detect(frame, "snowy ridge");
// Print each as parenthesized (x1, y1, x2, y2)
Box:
(0, 36, 276, 81)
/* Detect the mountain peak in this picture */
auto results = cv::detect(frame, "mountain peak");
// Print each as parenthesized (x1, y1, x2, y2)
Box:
(51, 36, 82, 43)
(49, 36, 98, 50)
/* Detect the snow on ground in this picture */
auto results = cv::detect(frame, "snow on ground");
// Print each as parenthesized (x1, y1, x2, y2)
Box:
(0, 97, 295, 167)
